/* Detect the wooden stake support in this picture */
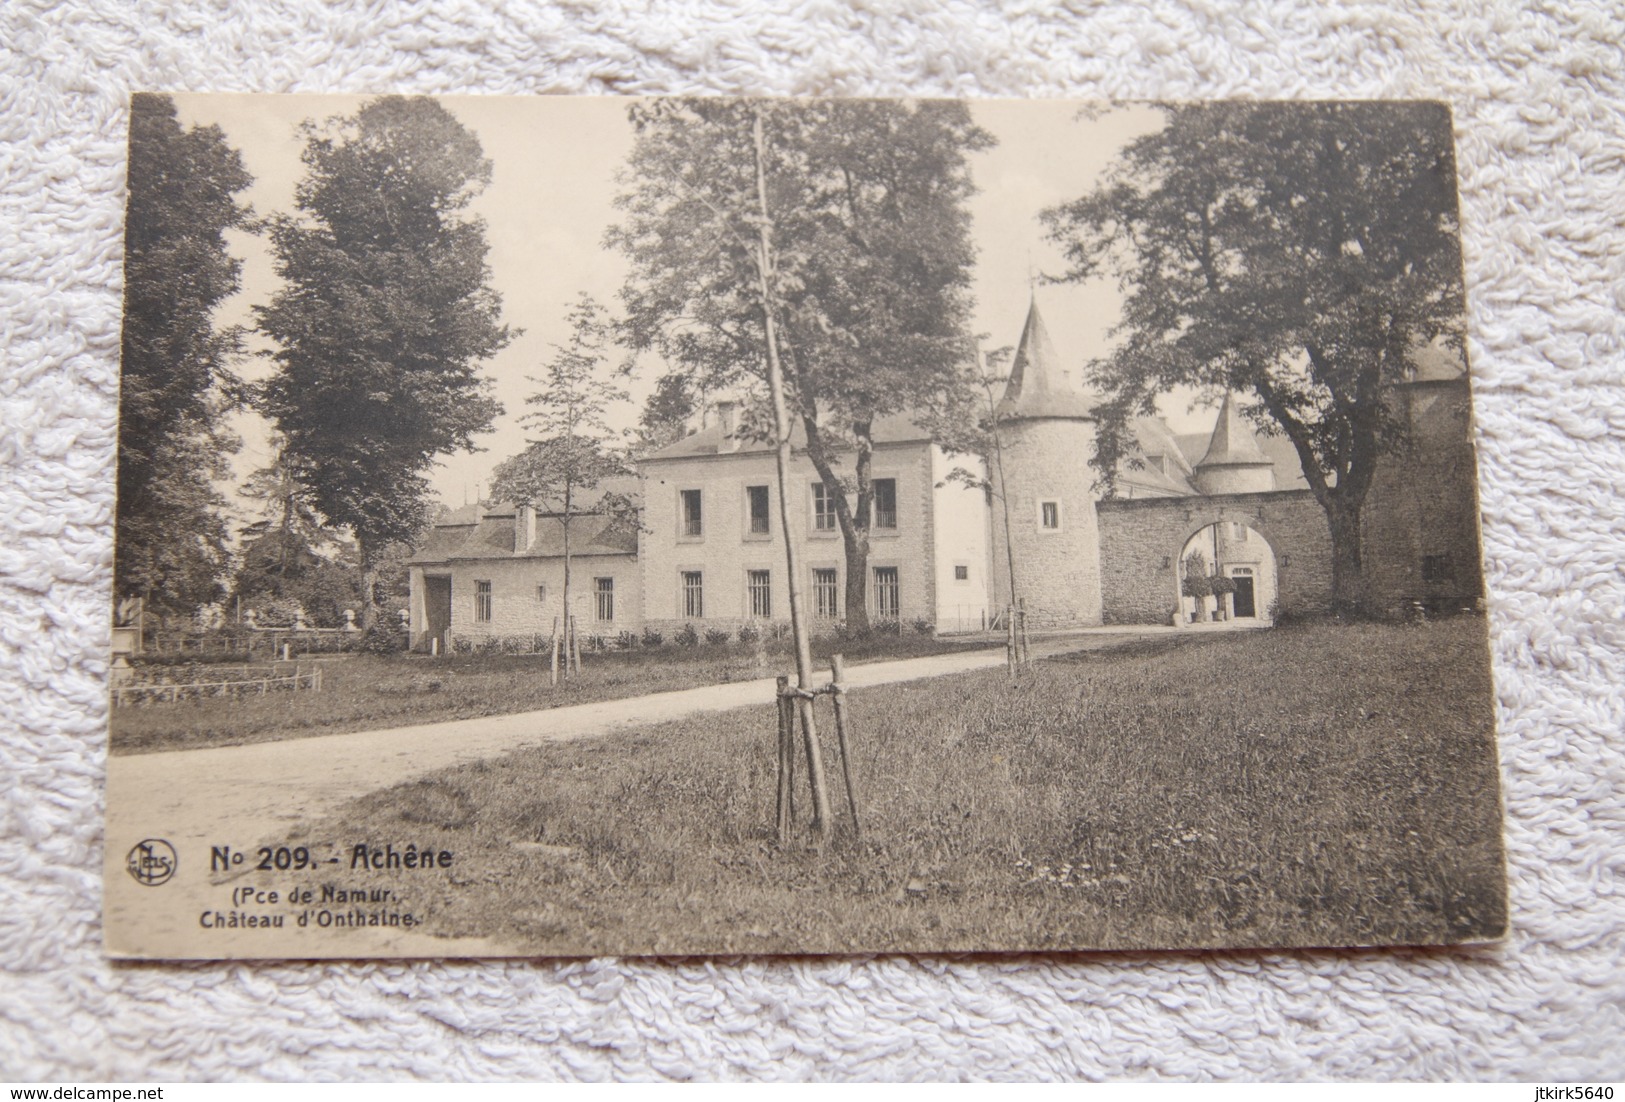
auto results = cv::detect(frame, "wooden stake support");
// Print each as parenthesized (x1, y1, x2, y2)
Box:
(770, 660, 866, 844)
(797, 693, 833, 840)
(829, 654, 862, 838)
(1018, 597, 1031, 665)
(775, 674, 794, 839)
(550, 616, 560, 686)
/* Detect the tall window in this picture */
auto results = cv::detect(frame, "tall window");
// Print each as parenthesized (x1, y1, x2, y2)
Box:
(1040, 501, 1061, 530)
(874, 566, 900, 620)
(747, 569, 772, 618)
(594, 577, 614, 622)
(680, 489, 703, 537)
(746, 485, 770, 535)
(813, 568, 839, 620)
(681, 571, 704, 617)
(475, 580, 493, 623)
(812, 482, 837, 531)
(872, 478, 897, 529)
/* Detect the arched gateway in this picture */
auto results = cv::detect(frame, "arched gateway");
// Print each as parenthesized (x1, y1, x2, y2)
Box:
(1096, 490, 1335, 626)
(1177, 521, 1279, 623)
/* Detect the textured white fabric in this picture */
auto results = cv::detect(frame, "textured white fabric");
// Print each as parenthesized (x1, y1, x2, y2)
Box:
(3, 0, 1622, 1081)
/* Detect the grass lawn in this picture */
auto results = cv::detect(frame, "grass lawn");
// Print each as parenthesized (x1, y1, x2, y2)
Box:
(109, 631, 989, 755)
(277, 618, 1507, 955)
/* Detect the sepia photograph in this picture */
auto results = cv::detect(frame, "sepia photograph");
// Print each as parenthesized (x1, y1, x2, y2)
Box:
(103, 93, 1507, 960)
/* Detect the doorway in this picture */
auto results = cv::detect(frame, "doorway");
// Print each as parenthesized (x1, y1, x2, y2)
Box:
(424, 575, 452, 652)
(1176, 523, 1276, 624)
(1232, 569, 1257, 618)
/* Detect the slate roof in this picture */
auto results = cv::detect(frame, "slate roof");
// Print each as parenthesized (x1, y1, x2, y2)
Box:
(1196, 391, 1272, 468)
(408, 505, 639, 565)
(642, 412, 932, 462)
(1174, 428, 1310, 492)
(411, 523, 479, 563)
(996, 298, 1099, 421)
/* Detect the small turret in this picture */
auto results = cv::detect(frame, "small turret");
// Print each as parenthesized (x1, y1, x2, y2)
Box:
(989, 295, 1103, 627)
(997, 297, 1097, 421)
(1193, 391, 1275, 495)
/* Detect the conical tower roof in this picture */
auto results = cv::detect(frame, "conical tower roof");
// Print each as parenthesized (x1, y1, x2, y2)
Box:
(996, 297, 1096, 420)
(1196, 391, 1271, 468)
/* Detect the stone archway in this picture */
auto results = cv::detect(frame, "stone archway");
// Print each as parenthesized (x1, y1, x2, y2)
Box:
(1096, 489, 1334, 626)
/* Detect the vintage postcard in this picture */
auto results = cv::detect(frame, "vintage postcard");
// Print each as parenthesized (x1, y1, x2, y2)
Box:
(105, 94, 1506, 959)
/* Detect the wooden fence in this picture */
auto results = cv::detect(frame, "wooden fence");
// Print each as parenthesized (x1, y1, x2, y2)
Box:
(110, 664, 323, 707)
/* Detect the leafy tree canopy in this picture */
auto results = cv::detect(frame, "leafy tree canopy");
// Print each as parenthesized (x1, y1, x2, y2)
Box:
(117, 93, 256, 616)
(635, 370, 698, 454)
(256, 96, 511, 622)
(488, 295, 634, 669)
(611, 98, 992, 628)
(1044, 101, 1467, 609)
(488, 294, 631, 515)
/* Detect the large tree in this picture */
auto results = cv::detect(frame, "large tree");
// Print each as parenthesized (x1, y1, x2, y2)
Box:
(611, 98, 992, 632)
(116, 93, 255, 619)
(232, 440, 360, 628)
(634, 369, 698, 454)
(1044, 102, 1467, 613)
(487, 293, 635, 670)
(257, 96, 511, 627)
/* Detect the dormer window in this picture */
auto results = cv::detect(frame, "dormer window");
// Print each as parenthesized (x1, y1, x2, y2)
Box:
(1040, 500, 1061, 531)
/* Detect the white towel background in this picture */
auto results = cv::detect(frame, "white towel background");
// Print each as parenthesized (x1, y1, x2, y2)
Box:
(2, 1, 1622, 1081)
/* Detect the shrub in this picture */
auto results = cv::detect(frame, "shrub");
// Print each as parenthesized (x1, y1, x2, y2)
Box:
(640, 627, 665, 647)
(704, 627, 732, 645)
(252, 596, 305, 629)
(360, 623, 406, 656)
(674, 623, 699, 647)
(586, 634, 610, 653)
(736, 623, 761, 645)
(451, 637, 474, 656)
(1182, 551, 1212, 599)
(616, 630, 639, 649)
(768, 621, 791, 641)
(910, 617, 935, 636)
(873, 617, 903, 636)
(283, 631, 361, 656)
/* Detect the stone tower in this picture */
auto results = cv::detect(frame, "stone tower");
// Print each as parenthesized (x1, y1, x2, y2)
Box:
(1193, 391, 1276, 496)
(989, 296, 1103, 627)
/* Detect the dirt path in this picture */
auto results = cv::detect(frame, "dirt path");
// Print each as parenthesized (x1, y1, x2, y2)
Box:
(103, 627, 1174, 959)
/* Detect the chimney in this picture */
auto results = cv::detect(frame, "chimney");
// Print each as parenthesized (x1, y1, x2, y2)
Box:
(716, 400, 740, 453)
(515, 503, 536, 554)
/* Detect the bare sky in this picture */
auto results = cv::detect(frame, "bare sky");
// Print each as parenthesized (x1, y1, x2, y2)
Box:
(174, 94, 1209, 515)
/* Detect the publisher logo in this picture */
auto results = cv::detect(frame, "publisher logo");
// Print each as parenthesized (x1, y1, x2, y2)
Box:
(126, 839, 177, 886)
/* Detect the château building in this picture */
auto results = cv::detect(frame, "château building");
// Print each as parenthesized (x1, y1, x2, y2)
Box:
(406, 297, 1483, 650)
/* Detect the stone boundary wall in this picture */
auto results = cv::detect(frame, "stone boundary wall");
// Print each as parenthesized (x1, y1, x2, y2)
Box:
(1097, 490, 1333, 624)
